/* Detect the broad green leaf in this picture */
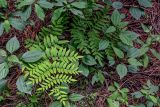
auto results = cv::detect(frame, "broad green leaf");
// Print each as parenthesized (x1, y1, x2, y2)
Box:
(149, 95, 157, 103)
(70, 8, 84, 18)
(21, 6, 32, 21)
(127, 48, 140, 58)
(17, 0, 35, 8)
(107, 56, 115, 66)
(143, 55, 149, 68)
(119, 32, 133, 46)
(111, 10, 121, 26)
(150, 49, 160, 60)
(99, 40, 109, 51)
(38, 0, 53, 9)
(103, 0, 112, 5)
(128, 58, 143, 67)
(35, 4, 45, 20)
(141, 24, 150, 33)
(112, 1, 123, 9)
(97, 72, 105, 84)
(9, 18, 26, 31)
(104, 26, 116, 33)
(137, 0, 152, 7)
(49, 101, 62, 107)
(116, 64, 128, 79)
(7, 55, 20, 63)
(0, 23, 4, 36)
(0, 49, 7, 57)
(0, 79, 7, 92)
(71, 2, 87, 9)
(138, 47, 149, 57)
(0, 0, 7, 8)
(129, 7, 144, 20)
(69, 93, 84, 101)
(113, 47, 124, 58)
(3, 20, 10, 32)
(52, 8, 64, 23)
(127, 65, 139, 73)
(0, 63, 9, 80)
(82, 55, 97, 66)
(6, 36, 20, 54)
(16, 76, 32, 94)
(91, 73, 99, 85)
(22, 50, 43, 62)
(107, 99, 120, 107)
(131, 91, 143, 98)
(79, 64, 89, 77)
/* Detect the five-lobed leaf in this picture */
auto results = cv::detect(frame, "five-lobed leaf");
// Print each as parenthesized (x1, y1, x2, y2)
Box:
(6, 36, 20, 54)
(116, 64, 128, 79)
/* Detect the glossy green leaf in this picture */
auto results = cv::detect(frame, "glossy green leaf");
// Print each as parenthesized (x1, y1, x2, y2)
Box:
(116, 64, 128, 79)
(69, 93, 84, 101)
(35, 4, 45, 20)
(82, 55, 97, 66)
(71, 2, 87, 9)
(21, 6, 32, 21)
(150, 49, 160, 60)
(79, 64, 89, 77)
(112, 1, 123, 9)
(104, 26, 116, 33)
(113, 47, 124, 58)
(137, 0, 152, 7)
(119, 32, 133, 46)
(16, 76, 32, 94)
(52, 7, 64, 23)
(128, 58, 143, 67)
(49, 101, 62, 107)
(129, 7, 144, 20)
(22, 50, 43, 62)
(9, 18, 26, 31)
(3, 20, 10, 32)
(99, 40, 109, 51)
(38, 0, 53, 9)
(111, 10, 121, 26)
(0, 63, 9, 80)
(6, 36, 20, 54)
(17, 0, 35, 8)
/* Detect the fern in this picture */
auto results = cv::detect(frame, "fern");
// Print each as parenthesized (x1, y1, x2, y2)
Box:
(23, 17, 82, 104)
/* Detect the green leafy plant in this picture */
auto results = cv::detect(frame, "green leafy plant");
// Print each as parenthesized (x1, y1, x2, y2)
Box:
(108, 0, 152, 20)
(132, 80, 160, 107)
(0, 36, 21, 80)
(16, 0, 53, 21)
(0, 0, 7, 8)
(107, 82, 129, 107)
(52, 0, 87, 22)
